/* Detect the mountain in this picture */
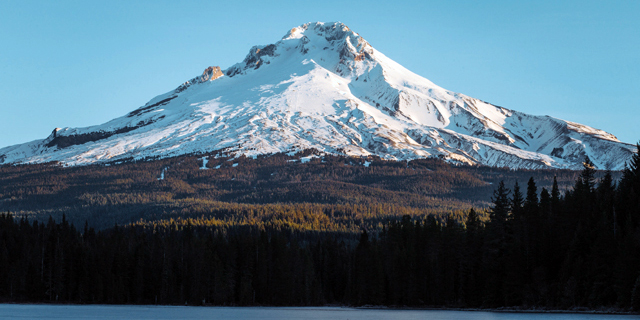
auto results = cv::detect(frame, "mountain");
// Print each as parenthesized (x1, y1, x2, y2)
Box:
(0, 22, 635, 169)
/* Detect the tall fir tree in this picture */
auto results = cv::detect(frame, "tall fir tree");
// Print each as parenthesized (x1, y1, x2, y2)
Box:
(510, 181, 524, 222)
(524, 177, 539, 217)
(580, 156, 597, 193)
(482, 181, 510, 306)
(551, 176, 561, 216)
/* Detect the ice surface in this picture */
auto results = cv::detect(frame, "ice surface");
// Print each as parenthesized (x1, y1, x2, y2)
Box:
(0, 304, 636, 320)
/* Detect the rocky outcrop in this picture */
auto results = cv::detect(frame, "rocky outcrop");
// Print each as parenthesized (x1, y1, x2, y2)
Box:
(128, 95, 177, 117)
(226, 44, 279, 77)
(200, 66, 223, 82)
(175, 66, 224, 93)
(46, 117, 162, 149)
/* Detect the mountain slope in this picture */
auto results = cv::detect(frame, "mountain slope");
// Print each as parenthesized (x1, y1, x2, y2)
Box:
(0, 22, 635, 169)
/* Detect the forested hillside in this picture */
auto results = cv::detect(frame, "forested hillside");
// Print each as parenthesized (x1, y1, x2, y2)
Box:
(0, 151, 638, 309)
(0, 151, 585, 230)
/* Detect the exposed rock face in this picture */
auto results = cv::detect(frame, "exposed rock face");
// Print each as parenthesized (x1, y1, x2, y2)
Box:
(200, 66, 223, 82)
(46, 117, 162, 149)
(226, 44, 279, 77)
(175, 66, 224, 93)
(0, 22, 636, 168)
(127, 96, 177, 117)
(52, 128, 62, 138)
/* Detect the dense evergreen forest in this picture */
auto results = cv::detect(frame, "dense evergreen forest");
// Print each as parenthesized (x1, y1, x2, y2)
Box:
(0, 149, 638, 310)
(0, 151, 584, 229)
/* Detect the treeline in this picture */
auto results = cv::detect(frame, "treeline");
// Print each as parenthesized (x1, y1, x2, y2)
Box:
(470, 153, 640, 309)
(0, 151, 581, 229)
(0, 210, 471, 306)
(0, 150, 638, 309)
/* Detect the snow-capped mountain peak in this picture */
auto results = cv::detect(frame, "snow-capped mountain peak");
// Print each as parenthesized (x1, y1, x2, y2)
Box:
(0, 22, 636, 169)
(225, 22, 375, 79)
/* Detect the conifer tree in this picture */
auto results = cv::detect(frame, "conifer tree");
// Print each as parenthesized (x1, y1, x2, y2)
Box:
(465, 208, 480, 233)
(618, 143, 640, 229)
(482, 180, 510, 306)
(615, 143, 640, 307)
(463, 208, 483, 307)
(551, 176, 561, 216)
(489, 181, 511, 228)
(597, 171, 616, 230)
(539, 188, 551, 219)
(580, 156, 597, 193)
(524, 177, 539, 217)
(510, 181, 524, 222)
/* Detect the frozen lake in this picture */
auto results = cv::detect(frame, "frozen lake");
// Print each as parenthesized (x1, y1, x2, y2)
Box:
(0, 304, 637, 320)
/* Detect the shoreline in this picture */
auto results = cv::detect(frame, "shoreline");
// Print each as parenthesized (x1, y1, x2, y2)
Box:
(355, 305, 639, 315)
(2, 302, 638, 315)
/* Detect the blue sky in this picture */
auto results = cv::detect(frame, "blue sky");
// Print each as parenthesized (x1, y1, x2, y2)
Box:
(1, 0, 638, 148)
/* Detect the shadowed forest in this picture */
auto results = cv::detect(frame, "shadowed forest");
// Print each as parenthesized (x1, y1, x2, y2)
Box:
(0, 149, 638, 310)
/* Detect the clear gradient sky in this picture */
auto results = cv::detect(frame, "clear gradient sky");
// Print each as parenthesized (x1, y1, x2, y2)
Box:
(1, 0, 638, 148)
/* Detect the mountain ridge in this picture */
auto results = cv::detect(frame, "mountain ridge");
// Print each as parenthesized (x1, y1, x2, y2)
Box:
(0, 21, 635, 169)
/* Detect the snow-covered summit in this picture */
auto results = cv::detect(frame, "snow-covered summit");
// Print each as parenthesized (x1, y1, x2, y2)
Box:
(0, 22, 636, 169)
(224, 22, 375, 78)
